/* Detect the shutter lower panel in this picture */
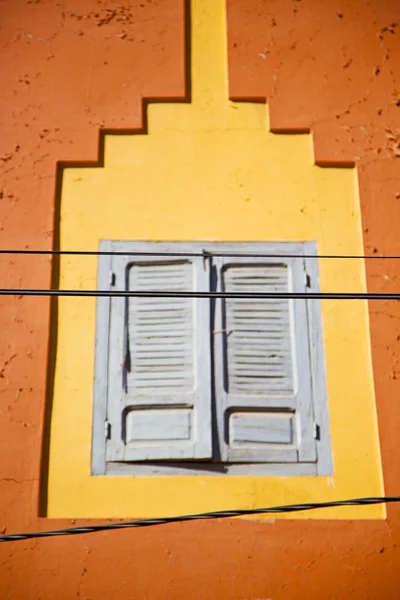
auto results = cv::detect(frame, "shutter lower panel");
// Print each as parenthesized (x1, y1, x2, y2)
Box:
(106, 256, 211, 462)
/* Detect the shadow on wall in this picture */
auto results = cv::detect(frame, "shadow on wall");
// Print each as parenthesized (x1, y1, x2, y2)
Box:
(38, 0, 195, 516)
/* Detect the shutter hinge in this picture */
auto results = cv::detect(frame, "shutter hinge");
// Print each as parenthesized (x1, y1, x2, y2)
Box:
(202, 249, 211, 269)
(313, 422, 321, 441)
(110, 272, 116, 287)
(305, 272, 311, 288)
(104, 421, 111, 440)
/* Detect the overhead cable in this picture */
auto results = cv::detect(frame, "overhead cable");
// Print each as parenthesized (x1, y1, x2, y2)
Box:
(0, 248, 398, 259)
(0, 495, 398, 543)
(0, 289, 399, 300)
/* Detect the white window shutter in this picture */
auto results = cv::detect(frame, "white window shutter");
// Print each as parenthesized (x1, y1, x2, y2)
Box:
(213, 253, 316, 464)
(106, 251, 212, 462)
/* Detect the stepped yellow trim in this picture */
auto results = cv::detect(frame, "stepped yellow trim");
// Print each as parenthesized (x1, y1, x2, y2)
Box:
(48, 0, 383, 519)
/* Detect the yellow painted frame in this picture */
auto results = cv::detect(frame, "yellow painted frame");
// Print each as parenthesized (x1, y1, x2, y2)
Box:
(47, 0, 384, 519)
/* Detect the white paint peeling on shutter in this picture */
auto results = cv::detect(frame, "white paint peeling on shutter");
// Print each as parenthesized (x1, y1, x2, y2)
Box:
(213, 255, 317, 464)
(105, 250, 212, 462)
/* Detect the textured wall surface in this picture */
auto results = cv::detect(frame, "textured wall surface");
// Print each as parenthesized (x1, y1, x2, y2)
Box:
(0, 0, 400, 598)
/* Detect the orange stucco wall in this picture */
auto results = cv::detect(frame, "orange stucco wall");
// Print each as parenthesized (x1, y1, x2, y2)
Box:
(0, 1, 400, 598)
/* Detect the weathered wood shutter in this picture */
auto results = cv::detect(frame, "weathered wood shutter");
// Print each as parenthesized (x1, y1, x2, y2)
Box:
(213, 255, 316, 464)
(106, 253, 211, 462)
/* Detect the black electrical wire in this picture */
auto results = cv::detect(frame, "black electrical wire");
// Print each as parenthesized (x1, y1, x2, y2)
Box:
(0, 496, 398, 543)
(0, 289, 399, 300)
(0, 248, 399, 259)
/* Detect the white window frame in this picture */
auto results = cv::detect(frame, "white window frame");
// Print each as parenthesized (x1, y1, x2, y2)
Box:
(91, 241, 332, 476)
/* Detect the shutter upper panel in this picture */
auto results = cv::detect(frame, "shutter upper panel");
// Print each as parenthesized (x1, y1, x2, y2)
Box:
(106, 254, 211, 463)
(126, 262, 195, 397)
(213, 256, 316, 464)
(224, 265, 294, 397)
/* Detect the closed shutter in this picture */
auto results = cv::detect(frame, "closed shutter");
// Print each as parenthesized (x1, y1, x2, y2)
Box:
(213, 255, 316, 464)
(106, 252, 211, 462)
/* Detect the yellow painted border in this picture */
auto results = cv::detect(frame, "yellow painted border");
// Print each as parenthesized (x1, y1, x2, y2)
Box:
(47, 0, 384, 519)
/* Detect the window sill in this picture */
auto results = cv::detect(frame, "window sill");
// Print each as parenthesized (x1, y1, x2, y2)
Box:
(102, 461, 319, 476)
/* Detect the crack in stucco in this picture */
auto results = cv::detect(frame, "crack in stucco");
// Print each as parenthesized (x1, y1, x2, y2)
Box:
(76, 545, 92, 599)
(0, 478, 37, 484)
(0, 354, 17, 379)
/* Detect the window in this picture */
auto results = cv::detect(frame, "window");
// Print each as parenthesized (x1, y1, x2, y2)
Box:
(92, 241, 332, 476)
